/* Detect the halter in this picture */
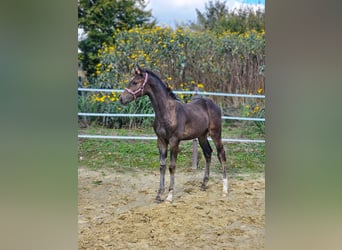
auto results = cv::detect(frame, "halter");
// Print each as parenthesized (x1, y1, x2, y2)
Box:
(125, 72, 149, 100)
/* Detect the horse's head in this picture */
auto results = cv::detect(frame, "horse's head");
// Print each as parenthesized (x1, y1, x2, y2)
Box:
(119, 65, 149, 105)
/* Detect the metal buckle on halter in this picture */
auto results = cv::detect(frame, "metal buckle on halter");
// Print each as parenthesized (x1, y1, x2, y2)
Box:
(125, 72, 149, 100)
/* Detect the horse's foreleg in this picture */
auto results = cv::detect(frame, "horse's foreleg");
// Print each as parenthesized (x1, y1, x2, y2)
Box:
(166, 140, 179, 203)
(156, 139, 168, 202)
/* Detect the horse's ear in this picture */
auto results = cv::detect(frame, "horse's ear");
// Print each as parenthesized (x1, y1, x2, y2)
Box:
(134, 64, 143, 76)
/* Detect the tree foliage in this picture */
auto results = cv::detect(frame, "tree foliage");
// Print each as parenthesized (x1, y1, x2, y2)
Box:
(190, 0, 264, 34)
(78, 0, 155, 76)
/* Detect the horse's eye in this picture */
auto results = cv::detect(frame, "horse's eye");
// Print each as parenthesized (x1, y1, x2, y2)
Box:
(132, 81, 138, 85)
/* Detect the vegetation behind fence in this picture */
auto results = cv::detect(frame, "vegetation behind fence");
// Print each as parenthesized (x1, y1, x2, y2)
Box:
(78, 25, 264, 127)
(93, 26, 265, 98)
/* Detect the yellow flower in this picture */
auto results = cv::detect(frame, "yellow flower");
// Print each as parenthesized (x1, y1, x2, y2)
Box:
(257, 88, 263, 94)
(253, 106, 260, 113)
(167, 77, 172, 81)
(197, 83, 204, 89)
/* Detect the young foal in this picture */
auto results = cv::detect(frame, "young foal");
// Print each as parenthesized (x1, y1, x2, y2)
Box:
(119, 66, 228, 202)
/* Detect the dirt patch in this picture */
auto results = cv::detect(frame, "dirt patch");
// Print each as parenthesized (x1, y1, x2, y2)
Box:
(78, 167, 264, 249)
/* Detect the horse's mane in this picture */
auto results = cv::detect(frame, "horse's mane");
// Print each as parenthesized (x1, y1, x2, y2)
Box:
(145, 69, 179, 101)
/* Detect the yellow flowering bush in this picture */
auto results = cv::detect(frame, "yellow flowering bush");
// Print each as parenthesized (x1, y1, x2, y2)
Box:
(95, 26, 264, 98)
(83, 26, 265, 127)
(242, 88, 265, 135)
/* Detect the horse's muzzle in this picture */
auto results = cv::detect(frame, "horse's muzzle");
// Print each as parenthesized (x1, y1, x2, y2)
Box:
(119, 93, 132, 105)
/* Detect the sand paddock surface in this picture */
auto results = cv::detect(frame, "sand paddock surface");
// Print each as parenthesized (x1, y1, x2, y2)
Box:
(78, 167, 264, 249)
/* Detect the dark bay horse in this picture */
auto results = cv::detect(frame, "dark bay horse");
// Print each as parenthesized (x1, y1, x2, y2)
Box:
(119, 65, 228, 202)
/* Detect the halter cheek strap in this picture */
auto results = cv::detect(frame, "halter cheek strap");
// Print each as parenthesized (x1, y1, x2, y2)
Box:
(125, 72, 149, 100)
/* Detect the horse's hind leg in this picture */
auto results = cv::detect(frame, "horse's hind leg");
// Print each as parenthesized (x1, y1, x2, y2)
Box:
(198, 136, 213, 190)
(210, 130, 228, 196)
(207, 101, 228, 196)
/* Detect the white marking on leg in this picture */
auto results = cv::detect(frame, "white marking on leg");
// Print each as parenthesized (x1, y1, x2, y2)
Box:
(222, 178, 228, 196)
(166, 190, 173, 203)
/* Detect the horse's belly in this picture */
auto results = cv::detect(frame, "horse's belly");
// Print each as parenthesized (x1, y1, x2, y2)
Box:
(178, 125, 207, 140)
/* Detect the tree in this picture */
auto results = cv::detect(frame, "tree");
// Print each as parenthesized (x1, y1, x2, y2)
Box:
(190, 0, 264, 34)
(194, 0, 228, 31)
(78, 0, 155, 76)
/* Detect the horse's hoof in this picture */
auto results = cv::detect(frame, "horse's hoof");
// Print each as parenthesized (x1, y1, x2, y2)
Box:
(165, 195, 173, 203)
(165, 191, 173, 203)
(165, 198, 173, 203)
(155, 197, 164, 203)
(201, 185, 207, 191)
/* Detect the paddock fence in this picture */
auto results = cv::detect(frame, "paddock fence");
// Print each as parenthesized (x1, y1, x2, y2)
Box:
(77, 88, 265, 137)
(77, 88, 265, 143)
(78, 88, 265, 169)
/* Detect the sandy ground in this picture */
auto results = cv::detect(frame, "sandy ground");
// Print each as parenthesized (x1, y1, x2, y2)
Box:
(78, 166, 265, 249)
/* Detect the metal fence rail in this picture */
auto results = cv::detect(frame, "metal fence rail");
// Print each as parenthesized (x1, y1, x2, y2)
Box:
(78, 112, 265, 122)
(77, 134, 265, 143)
(78, 88, 265, 143)
(78, 88, 265, 99)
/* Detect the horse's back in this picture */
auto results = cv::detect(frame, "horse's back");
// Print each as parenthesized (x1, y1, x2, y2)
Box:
(190, 96, 222, 117)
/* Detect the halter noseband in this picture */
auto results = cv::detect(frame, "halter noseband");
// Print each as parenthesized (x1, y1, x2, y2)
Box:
(125, 72, 149, 100)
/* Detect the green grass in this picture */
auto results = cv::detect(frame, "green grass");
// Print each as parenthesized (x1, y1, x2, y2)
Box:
(78, 125, 265, 173)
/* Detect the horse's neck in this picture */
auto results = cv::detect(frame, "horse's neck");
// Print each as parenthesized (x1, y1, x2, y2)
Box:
(147, 80, 176, 120)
